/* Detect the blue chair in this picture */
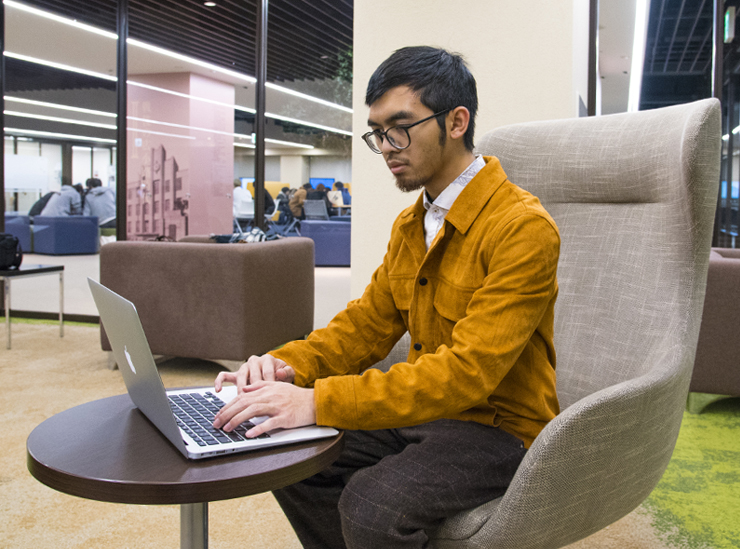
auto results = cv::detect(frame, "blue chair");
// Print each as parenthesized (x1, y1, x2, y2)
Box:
(33, 216, 99, 255)
(4, 213, 32, 252)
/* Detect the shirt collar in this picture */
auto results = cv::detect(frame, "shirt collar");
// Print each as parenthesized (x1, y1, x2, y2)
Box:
(422, 154, 485, 212)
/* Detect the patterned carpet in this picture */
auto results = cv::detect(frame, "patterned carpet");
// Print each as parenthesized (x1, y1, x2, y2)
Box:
(2, 321, 738, 548)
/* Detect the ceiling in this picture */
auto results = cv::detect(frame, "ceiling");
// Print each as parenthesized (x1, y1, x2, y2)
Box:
(21, 0, 353, 84)
(2, 0, 731, 138)
(640, 0, 717, 110)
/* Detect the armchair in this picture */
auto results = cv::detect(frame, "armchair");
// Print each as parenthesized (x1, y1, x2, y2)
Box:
(690, 247, 740, 398)
(372, 99, 721, 548)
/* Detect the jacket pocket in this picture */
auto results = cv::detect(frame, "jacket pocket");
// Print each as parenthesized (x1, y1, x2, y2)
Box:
(388, 275, 414, 312)
(433, 281, 475, 323)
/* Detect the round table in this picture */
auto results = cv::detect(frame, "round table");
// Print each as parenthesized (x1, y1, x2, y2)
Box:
(27, 393, 344, 549)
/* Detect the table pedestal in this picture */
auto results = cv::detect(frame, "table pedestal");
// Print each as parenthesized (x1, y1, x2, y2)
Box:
(181, 503, 208, 549)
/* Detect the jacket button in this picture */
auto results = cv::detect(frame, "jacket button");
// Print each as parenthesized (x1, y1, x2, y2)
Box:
(419, 278, 428, 286)
(414, 343, 422, 351)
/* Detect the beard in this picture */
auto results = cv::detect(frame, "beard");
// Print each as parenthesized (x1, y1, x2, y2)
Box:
(394, 174, 427, 193)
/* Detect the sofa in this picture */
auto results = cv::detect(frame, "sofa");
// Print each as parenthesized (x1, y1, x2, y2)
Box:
(4, 213, 32, 252)
(690, 247, 740, 397)
(298, 219, 350, 266)
(33, 215, 99, 255)
(100, 237, 315, 370)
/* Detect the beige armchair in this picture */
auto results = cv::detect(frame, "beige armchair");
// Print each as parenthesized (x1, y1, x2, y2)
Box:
(100, 237, 315, 371)
(373, 99, 721, 548)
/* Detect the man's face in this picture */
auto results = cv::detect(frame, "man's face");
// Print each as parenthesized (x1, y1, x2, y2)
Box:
(367, 86, 448, 193)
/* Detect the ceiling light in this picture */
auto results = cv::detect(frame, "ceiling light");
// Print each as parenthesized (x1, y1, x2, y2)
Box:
(4, 127, 117, 144)
(4, 110, 117, 130)
(4, 51, 117, 81)
(628, 0, 649, 112)
(204, 1, 217, 6)
(4, 96, 117, 118)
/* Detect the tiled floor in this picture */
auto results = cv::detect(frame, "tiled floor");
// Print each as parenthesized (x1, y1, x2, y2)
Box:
(9, 252, 351, 330)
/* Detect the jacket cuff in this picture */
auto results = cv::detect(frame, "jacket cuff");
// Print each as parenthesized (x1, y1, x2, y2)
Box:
(314, 376, 357, 429)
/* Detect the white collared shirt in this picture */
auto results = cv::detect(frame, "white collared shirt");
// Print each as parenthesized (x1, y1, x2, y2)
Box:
(422, 155, 485, 250)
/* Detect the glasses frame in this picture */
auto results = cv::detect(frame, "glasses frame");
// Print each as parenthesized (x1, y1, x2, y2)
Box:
(362, 108, 452, 154)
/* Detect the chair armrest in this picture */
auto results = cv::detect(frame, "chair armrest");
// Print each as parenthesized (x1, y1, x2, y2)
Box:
(432, 342, 691, 548)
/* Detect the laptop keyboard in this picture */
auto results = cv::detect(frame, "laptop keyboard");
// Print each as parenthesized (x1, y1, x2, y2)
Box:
(168, 391, 270, 447)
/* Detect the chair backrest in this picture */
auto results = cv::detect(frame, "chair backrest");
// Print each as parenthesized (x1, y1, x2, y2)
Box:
(304, 199, 330, 220)
(477, 99, 721, 410)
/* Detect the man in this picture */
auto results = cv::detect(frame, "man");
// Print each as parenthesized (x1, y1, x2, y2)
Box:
(83, 177, 116, 228)
(213, 46, 560, 548)
(40, 181, 82, 216)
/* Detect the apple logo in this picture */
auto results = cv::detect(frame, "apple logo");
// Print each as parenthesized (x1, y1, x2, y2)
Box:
(124, 345, 137, 374)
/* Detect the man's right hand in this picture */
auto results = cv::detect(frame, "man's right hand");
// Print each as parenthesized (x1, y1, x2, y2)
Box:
(214, 354, 296, 394)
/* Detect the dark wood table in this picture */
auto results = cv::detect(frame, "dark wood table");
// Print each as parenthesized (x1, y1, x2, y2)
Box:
(27, 393, 344, 549)
(1, 263, 64, 349)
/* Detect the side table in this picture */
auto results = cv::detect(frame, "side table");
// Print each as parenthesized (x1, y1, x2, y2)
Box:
(0, 263, 64, 349)
(27, 393, 344, 549)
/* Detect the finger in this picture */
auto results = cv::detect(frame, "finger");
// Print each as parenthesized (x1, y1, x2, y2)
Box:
(214, 371, 234, 392)
(246, 416, 280, 438)
(247, 358, 265, 384)
(235, 360, 251, 391)
(276, 365, 296, 383)
(224, 402, 276, 432)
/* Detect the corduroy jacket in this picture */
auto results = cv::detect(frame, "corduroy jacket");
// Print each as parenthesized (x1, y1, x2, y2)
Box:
(270, 156, 560, 447)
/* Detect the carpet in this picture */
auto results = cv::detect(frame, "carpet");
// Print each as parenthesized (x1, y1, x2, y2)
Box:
(1, 322, 737, 548)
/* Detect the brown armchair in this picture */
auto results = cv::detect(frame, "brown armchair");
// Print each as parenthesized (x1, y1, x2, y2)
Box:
(99, 237, 315, 371)
(690, 247, 740, 397)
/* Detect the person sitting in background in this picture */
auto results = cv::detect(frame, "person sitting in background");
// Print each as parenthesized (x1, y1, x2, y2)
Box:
(276, 187, 294, 224)
(306, 183, 334, 215)
(334, 181, 351, 205)
(232, 179, 254, 218)
(289, 182, 312, 220)
(83, 177, 116, 228)
(40, 181, 82, 216)
(73, 183, 86, 210)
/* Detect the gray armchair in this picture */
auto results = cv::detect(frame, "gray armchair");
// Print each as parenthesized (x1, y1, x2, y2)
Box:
(373, 99, 721, 548)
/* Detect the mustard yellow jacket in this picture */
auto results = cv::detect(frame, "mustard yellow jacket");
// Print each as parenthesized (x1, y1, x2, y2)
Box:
(271, 156, 560, 447)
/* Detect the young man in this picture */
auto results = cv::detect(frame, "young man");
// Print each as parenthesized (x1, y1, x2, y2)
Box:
(213, 46, 560, 548)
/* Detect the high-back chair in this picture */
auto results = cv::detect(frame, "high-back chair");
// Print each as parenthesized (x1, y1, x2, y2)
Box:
(374, 99, 721, 548)
(303, 199, 331, 220)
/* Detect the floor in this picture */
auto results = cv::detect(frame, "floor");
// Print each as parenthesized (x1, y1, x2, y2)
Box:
(9, 252, 352, 331)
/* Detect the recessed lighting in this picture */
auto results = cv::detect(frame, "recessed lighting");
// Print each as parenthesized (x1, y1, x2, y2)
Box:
(204, 2, 217, 6)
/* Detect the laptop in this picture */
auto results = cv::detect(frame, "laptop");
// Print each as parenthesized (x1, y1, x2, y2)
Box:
(88, 278, 338, 460)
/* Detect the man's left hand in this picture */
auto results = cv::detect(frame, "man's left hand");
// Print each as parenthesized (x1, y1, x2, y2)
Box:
(212, 381, 316, 438)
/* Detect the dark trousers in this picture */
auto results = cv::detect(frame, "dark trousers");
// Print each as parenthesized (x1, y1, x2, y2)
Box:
(273, 419, 527, 549)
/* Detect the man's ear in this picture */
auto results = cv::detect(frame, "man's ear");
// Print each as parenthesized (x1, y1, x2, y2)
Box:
(448, 107, 471, 141)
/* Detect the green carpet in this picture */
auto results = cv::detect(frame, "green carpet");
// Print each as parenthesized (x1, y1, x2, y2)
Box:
(644, 395, 740, 549)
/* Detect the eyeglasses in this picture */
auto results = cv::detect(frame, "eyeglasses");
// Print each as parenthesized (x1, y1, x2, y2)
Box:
(362, 109, 452, 154)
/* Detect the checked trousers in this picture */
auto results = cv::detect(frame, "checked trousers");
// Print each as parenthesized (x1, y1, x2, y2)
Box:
(272, 419, 527, 549)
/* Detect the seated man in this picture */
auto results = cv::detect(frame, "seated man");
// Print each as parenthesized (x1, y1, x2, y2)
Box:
(83, 177, 116, 228)
(213, 46, 560, 549)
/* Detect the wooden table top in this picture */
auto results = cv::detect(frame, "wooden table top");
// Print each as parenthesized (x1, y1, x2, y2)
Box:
(27, 393, 344, 505)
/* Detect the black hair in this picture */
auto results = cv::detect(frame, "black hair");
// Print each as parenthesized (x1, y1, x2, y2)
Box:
(334, 182, 344, 190)
(86, 177, 103, 188)
(365, 46, 478, 152)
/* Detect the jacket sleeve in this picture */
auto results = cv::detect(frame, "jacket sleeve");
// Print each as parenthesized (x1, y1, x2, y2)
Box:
(309, 213, 560, 430)
(270, 229, 408, 388)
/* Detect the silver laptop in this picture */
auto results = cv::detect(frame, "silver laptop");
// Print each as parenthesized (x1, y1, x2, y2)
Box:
(88, 278, 338, 460)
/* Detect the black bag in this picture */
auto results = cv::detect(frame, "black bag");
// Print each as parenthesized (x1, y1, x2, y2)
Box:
(0, 234, 23, 270)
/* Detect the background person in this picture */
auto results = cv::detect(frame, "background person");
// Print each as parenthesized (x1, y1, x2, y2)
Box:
(232, 178, 253, 218)
(289, 182, 312, 220)
(40, 181, 82, 216)
(83, 177, 116, 228)
(213, 46, 560, 548)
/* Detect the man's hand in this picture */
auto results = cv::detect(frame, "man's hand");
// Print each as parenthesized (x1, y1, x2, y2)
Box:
(212, 381, 316, 438)
(214, 354, 295, 394)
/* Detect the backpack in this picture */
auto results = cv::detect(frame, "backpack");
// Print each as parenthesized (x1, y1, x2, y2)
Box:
(0, 234, 23, 270)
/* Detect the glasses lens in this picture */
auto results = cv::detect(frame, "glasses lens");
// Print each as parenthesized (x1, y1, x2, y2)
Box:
(363, 132, 382, 154)
(386, 127, 410, 150)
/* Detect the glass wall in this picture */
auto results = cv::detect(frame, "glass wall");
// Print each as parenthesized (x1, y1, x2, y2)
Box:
(3, 0, 353, 315)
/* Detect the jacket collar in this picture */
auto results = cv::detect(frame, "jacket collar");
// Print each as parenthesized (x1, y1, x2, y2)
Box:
(398, 155, 508, 234)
